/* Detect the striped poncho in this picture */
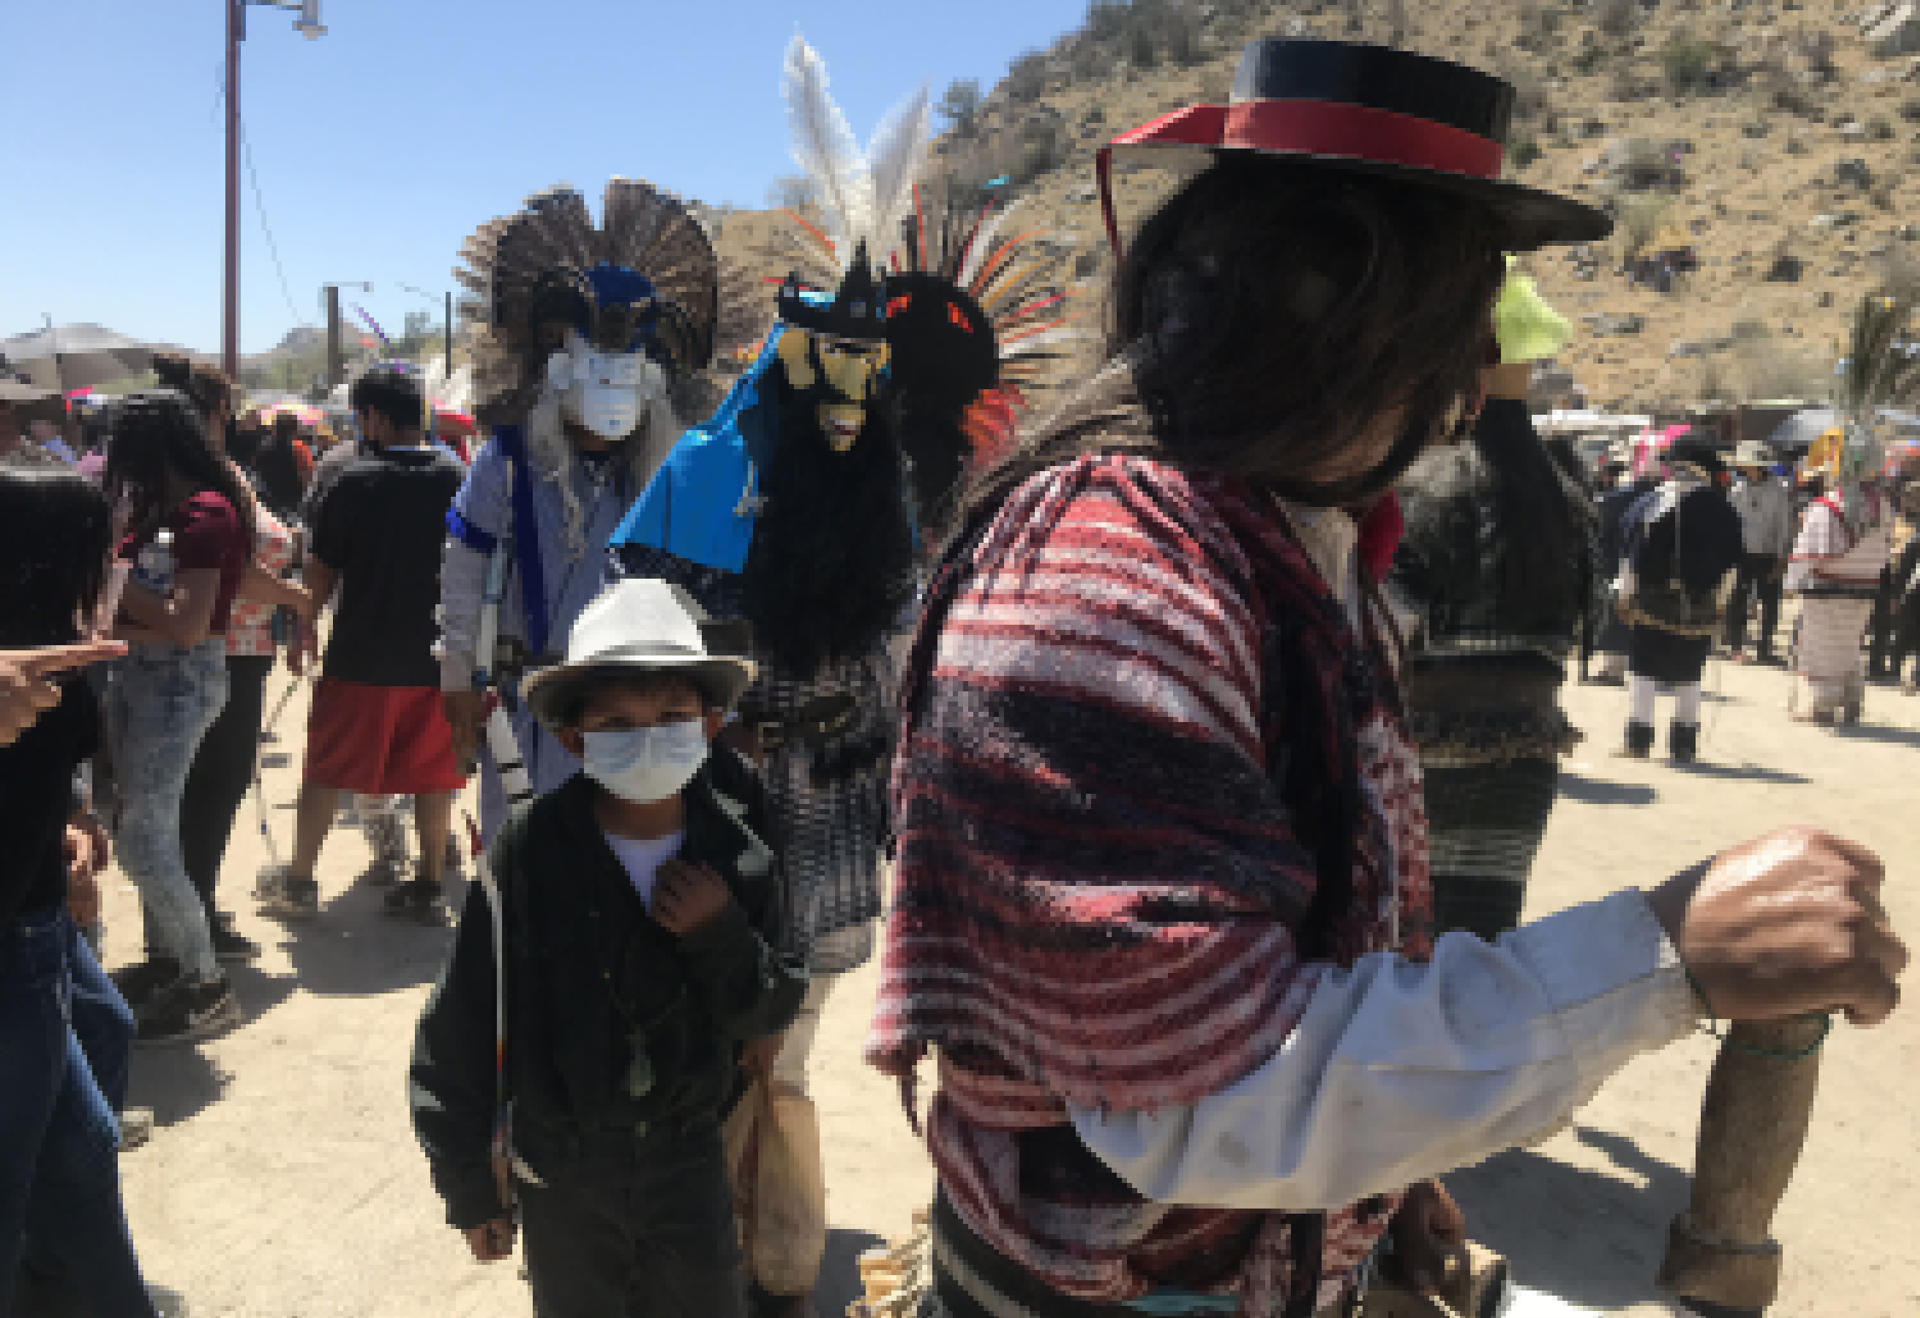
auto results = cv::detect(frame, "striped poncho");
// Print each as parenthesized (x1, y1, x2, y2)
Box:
(867, 455, 1432, 1316)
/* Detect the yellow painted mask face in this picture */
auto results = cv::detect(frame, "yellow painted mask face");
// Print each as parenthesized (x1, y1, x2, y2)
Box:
(777, 328, 889, 453)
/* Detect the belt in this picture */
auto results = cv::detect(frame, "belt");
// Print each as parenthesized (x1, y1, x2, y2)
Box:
(927, 1195, 1357, 1318)
(746, 693, 858, 753)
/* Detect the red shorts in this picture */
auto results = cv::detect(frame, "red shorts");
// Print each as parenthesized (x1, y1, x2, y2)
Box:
(303, 678, 463, 795)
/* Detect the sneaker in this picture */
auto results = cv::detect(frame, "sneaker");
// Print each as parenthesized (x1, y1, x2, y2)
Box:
(1669, 720, 1700, 765)
(210, 915, 260, 963)
(1620, 720, 1656, 759)
(136, 974, 241, 1047)
(356, 856, 402, 887)
(110, 955, 182, 1012)
(382, 878, 445, 923)
(256, 865, 320, 920)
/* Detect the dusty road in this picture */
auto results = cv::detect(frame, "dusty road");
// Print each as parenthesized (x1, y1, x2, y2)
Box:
(101, 654, 1918, 1316)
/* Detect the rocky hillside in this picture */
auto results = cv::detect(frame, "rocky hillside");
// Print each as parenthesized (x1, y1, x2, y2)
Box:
(713, 0, 1920, 414)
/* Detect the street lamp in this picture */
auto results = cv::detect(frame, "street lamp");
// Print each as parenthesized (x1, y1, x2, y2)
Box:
(294, 0, 327, 39)
(224, 0, 327, 380)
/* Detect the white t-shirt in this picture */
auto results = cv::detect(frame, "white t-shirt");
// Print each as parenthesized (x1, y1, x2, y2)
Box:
(601, 829, 684, 908)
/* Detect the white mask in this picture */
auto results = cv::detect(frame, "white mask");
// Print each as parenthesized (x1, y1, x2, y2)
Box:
(581, 720, 710, 804)
(549, 333, 659, 441)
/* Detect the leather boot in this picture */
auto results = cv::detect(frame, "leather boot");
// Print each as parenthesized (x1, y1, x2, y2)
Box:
(1623, 720, 1655, 758)
(1670, 721, 1699, 764)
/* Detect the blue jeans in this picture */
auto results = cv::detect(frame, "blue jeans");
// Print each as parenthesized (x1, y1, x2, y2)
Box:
(0, 909, 156, 1318)
(67, 919, 135, 1115)
(111, 640, 228, 980)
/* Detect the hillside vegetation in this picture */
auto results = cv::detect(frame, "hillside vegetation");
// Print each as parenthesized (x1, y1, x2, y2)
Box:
(715, 0, 1920, 413)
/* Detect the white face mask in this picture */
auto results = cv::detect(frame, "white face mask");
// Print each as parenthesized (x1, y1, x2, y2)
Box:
(581, 719, 710, 804)
(548, 333, 660, 441)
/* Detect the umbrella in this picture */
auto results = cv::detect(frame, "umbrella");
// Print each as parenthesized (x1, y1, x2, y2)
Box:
(0, 376, 64, 425)
(0, 377, 58, 405)
(1764, 406, 1837, 456)
(250, 399, 325, 427)
(0, 324, 154, 393)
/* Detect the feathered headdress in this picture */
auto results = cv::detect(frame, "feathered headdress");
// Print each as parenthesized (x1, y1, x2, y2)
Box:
(456, 177, 721, 420)
(776, 35, 931, 338)
(887, 190, 1085, 467)
(780, 34, 929, 277)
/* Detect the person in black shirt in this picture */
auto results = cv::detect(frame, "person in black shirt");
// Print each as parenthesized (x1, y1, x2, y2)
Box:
(0, 460, 166, 1318)
(257, 366, 467, 922)
(1617, 436, 1746, 762)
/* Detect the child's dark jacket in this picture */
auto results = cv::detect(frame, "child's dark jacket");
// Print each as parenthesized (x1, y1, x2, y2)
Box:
(409, 755, 806, 1228)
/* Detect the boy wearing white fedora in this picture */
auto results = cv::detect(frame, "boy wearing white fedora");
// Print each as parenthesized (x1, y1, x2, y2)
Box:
(409, 578, 805, 1318)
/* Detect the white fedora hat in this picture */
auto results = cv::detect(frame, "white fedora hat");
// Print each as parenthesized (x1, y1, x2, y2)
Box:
(522, 578, 757, 734)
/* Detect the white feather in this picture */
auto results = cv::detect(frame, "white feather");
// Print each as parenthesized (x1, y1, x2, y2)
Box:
(862, 86, 931, 264)
(1001, 327, 1088, 357)
(957, 201, 1018, 291)
(782, 34, 870, 262)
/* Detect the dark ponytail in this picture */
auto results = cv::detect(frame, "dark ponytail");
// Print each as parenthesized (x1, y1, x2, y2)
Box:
(105, 390, 257, 544)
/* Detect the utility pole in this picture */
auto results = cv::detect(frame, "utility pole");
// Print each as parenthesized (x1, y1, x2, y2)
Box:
(446, 291, 455, 378)
(325, 284, 343, 388)
(222, 1, 325, 381)
(224, 0, 243, 380)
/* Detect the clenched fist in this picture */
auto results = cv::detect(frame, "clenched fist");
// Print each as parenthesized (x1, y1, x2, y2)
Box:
(1648, 827, 1907, 1027)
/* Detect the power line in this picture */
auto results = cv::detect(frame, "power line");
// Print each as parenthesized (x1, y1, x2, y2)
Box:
(239, 119, 312, 330)
(212, 64, 313, 333)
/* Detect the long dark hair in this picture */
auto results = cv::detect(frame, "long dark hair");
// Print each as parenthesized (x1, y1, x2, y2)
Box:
(104, 389, 257, 544)
(0, 458, 112, 646)
(739, 376, 916, 674)
(1394, 398, 1593, 637)
(955, 155, 1507, 535)
(151, 351, 234, 429)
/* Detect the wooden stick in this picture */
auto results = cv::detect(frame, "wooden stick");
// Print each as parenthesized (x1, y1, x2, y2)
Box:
(1656, 1018, 1827, 1312)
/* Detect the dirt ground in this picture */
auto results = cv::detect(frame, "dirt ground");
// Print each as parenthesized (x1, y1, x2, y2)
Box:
(101, 651, 1918, 1317)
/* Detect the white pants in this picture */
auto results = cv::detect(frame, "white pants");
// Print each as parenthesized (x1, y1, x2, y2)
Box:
(771, 975, 835, 1095)
(1628, 675, 1701, 725)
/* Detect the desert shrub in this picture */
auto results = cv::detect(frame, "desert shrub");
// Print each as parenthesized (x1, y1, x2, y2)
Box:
(1616, 193, 1671, 257)
(938, 79, 983, 138)
(1511, 138, 1544, 170)
(765, 175, 815, 211)
(1506, 66, 1552, 122)
(1661, 34, 1717, 95)
(1733, 331, 1829, 401)
(1596, 0, 1640, 38)
(1004, 50, 1048, 104)
(1013, 112, 1069, 185)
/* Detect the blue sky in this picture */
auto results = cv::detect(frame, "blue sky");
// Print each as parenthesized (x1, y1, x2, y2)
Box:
(1, 1, 1087, 356)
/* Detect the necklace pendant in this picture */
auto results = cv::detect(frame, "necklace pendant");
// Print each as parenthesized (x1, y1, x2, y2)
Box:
(625, 1030, 654, 1099)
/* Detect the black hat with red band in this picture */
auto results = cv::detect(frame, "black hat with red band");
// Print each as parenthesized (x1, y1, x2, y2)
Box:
(1097, 39, 1610, 257)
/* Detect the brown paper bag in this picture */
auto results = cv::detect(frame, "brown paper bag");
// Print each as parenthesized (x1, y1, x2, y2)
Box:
(723, 1075, 828, 1298)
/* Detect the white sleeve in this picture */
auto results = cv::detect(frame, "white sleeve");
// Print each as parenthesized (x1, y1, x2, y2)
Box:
(437, 444, 513, 691)
(437, 537, 488, 691)
(1070, 890, 1696, 1214)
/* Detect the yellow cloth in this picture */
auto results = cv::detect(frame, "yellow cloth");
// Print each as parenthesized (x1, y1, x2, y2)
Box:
(1492, 265, 1572, 365)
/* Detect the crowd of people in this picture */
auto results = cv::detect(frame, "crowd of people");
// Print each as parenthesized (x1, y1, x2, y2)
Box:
(0, 32, 1912, 1318)
(1584, 431, 1920, 743)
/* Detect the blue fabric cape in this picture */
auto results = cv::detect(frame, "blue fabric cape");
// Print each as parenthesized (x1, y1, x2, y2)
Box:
(607, 329, 786, 574)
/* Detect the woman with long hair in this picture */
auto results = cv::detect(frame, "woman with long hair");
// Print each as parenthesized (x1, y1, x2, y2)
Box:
(0, 460, 164, 1317)
(103, 389, 256, 1045)
(143, 354, 306, 971)
(866, 40, 1903, 1317)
